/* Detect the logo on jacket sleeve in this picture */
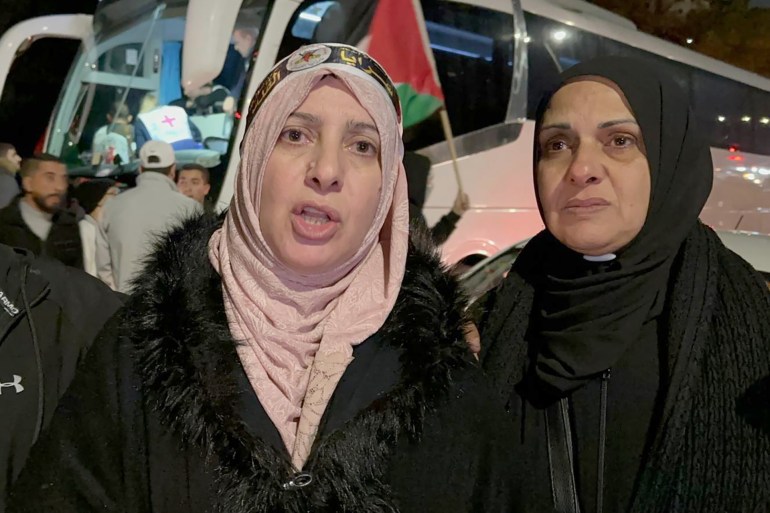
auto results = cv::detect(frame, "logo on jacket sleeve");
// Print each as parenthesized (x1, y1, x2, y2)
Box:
(0, 375, 24, 394)
(0, 290, 19, 317)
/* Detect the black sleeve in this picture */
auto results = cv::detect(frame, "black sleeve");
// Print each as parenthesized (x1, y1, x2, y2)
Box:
(386, 367, 517, 513)
(7, 315, 146, 513)
(430, 211, 461, 246)
(195, 88, 229, 111)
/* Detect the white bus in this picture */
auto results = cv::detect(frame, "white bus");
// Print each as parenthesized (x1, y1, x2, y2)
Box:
(0, 0, 767, 265)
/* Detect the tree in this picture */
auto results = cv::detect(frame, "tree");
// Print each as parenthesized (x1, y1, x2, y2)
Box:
(590, 0, 770, 78)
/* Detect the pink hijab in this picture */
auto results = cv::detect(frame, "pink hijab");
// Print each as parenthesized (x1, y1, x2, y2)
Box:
(208, 44, 409, 469)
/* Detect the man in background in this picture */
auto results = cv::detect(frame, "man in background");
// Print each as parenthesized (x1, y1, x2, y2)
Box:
(0, 143, 22, 208)
(176, 163, 212, 211)
(0, 154, 86, 270)
(99, 141, 201, 293)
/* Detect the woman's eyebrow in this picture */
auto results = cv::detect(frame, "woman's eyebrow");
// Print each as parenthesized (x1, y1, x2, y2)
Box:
(598, 119, 638, 129)
(347, 120, 378, 135)
(540, 122, 571, 130)
(288, 111, 321, 124)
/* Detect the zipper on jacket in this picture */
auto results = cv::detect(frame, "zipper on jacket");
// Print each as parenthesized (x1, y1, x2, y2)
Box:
(597, 368, 611, 513)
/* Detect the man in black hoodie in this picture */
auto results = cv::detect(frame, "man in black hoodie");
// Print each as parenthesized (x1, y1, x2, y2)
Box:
(0, 244, 122, 510)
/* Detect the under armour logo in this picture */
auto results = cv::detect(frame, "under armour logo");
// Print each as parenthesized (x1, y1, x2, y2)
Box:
(0, 375, 24, 394)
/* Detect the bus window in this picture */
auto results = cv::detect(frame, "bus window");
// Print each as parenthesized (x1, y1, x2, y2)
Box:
(522, 12, 693, 119)
(692, 70, 753, 152)
(278, 0, 514, 150)
(45, 0, 270, 203)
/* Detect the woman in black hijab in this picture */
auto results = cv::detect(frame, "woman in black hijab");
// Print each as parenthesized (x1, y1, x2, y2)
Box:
(479, 56, 770, 512)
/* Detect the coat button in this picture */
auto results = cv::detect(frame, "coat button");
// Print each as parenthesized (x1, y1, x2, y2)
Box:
(282, 471, 313, 490)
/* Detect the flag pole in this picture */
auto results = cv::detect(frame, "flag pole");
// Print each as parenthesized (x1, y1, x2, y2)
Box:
(439, 107, 464, 194)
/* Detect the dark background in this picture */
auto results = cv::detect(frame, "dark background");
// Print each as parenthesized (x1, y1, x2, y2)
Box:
(0, 0, 97, 156)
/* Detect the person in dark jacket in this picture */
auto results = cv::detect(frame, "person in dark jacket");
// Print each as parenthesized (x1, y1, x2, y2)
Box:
(0, 143, 21, 209)
(0, 154, 84, 270)
(403, 151, 469, 245)
(0, 244, 122, 511)
(8, 44, 516, 513)
(478, 56, 770, 512)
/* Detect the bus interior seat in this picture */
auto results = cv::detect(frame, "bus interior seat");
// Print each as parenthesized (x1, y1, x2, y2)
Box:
(204, 136, 229, 154)
(190, 113, 230, 141)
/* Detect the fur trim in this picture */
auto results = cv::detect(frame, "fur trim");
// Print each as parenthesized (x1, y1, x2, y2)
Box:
(127, 214, 473, 512)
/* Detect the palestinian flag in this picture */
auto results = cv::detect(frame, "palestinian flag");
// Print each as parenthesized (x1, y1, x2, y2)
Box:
(365, 0, 444, 128)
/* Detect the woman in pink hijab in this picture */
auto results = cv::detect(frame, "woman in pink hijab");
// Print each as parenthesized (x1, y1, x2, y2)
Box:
(9, 44, 516, 513)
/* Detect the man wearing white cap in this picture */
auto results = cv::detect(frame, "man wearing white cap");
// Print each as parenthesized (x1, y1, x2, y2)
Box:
(98, 141, 201, 293)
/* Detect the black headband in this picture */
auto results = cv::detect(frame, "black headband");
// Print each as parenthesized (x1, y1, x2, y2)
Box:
(246, 44, 401, 128)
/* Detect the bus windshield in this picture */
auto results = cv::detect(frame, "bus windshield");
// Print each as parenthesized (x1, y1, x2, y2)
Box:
(47, 0, 269, 196)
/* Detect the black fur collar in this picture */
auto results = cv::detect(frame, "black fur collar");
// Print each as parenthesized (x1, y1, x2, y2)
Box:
(127, 213, 473, 512)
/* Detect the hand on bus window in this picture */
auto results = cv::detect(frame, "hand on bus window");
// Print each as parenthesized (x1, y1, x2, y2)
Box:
(452, 192, 470, 216)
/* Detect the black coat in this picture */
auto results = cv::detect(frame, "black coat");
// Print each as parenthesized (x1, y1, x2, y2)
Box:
(0, 197, 84, 270)
(9, 214, 517, 513)
(480, 226, 770, 512)
(0, 244, 122, 511)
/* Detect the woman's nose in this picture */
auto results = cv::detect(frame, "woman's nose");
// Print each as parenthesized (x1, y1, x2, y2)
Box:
(305, 144, 343, 192)
(567, 145, 603, 186)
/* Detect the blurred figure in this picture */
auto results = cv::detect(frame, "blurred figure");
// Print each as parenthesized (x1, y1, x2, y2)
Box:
(0, 143, 21, 208)
(0, 243, 122, 511)
(138, 92, 158, 114)
(91, 102, 135, 166)
(71, 179, 119, 288)
(98, 141, 201, 293)
(172, 82, 231, 116)
(0, 154, 88, 270)
(134, 104, 203, 151)
(403, 151, 469, 245)
(176, 163, 211, 209)
(229, 27, 258, 99)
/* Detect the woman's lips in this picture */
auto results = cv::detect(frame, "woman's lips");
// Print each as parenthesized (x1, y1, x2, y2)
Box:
(291, 204, 340, 242)
(563, 197, 610, 213)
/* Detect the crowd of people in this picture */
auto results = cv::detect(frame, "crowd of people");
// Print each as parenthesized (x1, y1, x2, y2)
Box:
(0, 43, 768, 513)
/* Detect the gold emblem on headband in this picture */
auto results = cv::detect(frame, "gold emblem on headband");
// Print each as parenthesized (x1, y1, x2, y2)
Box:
(286, 44, 333, 71)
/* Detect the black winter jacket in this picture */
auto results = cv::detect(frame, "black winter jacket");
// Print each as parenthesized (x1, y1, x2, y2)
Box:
(0, 244, 122, 511)
(9, 214, 517, 513)
(0, 197, 84, 270)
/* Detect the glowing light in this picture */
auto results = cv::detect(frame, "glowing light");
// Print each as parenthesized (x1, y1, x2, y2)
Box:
(717, 115, 726, 122)
(729, 155, 745, 162)
(744, 173, 756, 180)
(736, 166, 747, 172)
(729, 145, 738, 152)
(761, 117, 770, 125)
(523, 36, 532, 43)
(552, 30, 568, 42)
(742, 115, 751, 122)
(686, 38, 694, 44)
(759, 168, 770, 175)
(755, 179, 763, 184)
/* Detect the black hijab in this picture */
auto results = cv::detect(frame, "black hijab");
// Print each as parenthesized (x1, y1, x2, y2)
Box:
(516, 56, 714, 405)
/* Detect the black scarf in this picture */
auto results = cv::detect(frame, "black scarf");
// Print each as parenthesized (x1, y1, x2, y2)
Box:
(517, 57, 714, 406)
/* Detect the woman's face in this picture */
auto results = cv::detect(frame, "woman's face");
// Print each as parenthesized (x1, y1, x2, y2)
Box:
(536, 79, 651, 256)
(259, 77, 383, 275)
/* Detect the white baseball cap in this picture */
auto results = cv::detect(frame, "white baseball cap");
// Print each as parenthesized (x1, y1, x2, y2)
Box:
(139, 141, 175, 169)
